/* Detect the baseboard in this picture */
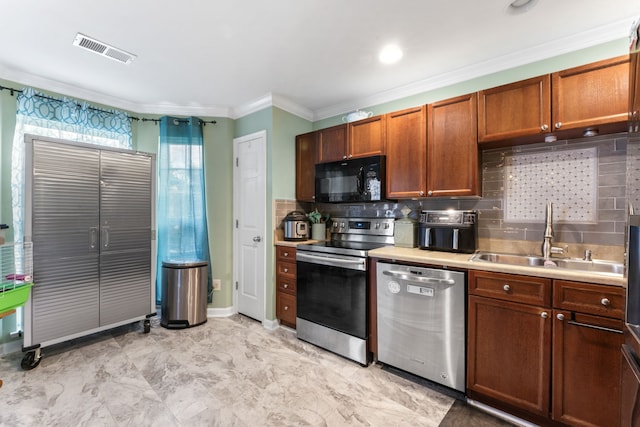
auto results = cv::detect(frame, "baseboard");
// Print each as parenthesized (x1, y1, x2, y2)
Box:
(0, 338, 23, 356)
(263, 318, 280, 330)
(207, 306, 236, 318)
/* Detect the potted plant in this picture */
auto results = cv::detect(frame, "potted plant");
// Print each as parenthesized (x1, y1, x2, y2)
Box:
(308, 209, 330, 240)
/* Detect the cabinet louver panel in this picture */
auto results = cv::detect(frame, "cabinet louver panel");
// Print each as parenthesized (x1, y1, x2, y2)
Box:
(31, 141, 101, 344)
(100, 251, 151, 325)
(99, 150, 152, 325)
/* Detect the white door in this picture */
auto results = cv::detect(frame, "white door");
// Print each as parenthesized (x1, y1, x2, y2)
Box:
(233, 130, 267, 322)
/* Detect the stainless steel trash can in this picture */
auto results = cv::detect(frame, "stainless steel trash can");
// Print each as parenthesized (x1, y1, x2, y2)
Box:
(161, 260, 208, 328)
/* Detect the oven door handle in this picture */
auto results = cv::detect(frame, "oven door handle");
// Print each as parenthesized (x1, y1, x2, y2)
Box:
(382, 270, 455, 286)
(297, 252, 366, 266)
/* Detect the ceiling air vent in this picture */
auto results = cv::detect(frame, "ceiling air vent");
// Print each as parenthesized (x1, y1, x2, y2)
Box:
(72, 33, 136, 64)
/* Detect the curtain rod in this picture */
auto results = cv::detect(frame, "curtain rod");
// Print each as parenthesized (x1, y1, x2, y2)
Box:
(0, 85, 217, 126)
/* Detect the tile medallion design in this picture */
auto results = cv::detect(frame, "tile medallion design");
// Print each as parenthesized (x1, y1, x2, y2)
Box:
(504, 147, 597, 223)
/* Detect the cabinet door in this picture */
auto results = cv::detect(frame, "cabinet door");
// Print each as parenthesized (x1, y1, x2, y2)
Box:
(348, 115, 386, 159)
(385, 106, 427, 198)
(30, 141, 101, 345)
(467, 295, 551, 417)
(317, 124, 347, 163)
(552, 310, 623, 426)
(427, 93, 480, 197)
(478, 75, 551, 143)
(99, 150, 153, 326)
(552, 55, 629, 132)
(276, 291, 296, 328)
(295, 132, 317, 202)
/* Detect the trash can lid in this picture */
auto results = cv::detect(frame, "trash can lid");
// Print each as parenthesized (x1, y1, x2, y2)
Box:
(162, 260, 209, 268)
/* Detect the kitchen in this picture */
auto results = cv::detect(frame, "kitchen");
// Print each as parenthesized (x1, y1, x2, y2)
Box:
(1, 1, 640, 426)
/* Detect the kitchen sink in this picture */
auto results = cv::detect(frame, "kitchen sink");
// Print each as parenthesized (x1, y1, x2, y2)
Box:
(469, 251, 624, 276)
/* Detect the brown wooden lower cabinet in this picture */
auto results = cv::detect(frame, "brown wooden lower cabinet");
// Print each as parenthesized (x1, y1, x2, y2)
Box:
(468, 270, 625, 427)
(467, 295, 551, 417)
(552, 310, 623, 427)
(275, 246, 297, 328)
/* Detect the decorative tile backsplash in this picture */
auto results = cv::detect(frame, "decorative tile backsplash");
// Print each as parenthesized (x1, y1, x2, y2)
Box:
(504, 147, 597, 223)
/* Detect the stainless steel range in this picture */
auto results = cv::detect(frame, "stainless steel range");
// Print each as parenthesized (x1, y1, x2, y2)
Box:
(296, 217, 395, 365)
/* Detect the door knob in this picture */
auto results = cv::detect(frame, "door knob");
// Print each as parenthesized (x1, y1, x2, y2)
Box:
(253, 236, 262, 242)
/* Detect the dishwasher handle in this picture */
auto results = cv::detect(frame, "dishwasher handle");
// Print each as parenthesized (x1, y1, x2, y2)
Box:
(382, 269, 455, 286)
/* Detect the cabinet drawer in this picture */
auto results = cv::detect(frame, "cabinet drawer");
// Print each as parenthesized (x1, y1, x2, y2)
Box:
(553, 280, 625, 320)
(276, 246, 296, 262)
(277, 291, 296, 327)
(469, 270, 551, 306)
(277, 275, 296, 295)
(276, 261, 296, 280)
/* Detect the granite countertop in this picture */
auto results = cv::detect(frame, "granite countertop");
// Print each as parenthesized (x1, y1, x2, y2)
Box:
(368, 246, 626, 288)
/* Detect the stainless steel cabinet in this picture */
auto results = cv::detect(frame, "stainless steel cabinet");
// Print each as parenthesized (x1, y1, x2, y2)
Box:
(23, 136, 155, 349)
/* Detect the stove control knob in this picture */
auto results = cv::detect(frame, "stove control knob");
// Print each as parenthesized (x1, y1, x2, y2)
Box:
(375, 223, 380, 229)
(340, 222, 346, 229)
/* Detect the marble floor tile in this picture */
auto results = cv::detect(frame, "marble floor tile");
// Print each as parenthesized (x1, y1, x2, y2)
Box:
(0, 314, 512, 426)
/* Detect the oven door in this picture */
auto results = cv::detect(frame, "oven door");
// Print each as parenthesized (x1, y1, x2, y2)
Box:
(296, 251, 368, 339)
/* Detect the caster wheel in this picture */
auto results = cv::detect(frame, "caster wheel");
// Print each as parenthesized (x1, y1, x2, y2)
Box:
(21, 349, 42, 371)
(143, 319, 151, 334)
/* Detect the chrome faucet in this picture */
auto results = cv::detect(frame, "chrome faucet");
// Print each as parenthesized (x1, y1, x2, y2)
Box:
(541, 202, 566, 259)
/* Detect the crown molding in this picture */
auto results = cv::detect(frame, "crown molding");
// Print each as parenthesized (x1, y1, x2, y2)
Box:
(312, 18, 633, 121)
(0, 64, 231, 118)
(230, 93, 314, 121)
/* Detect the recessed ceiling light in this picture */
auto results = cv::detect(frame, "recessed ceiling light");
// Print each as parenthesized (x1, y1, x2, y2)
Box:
(507, 0, 539, 14)
(379, 44, 403, 65)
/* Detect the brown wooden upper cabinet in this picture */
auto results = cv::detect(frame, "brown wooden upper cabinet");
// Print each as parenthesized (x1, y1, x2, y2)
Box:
(478, 55, 629, 146)
(477, 75, 551, 143)
(317, 117, 386, 163)
(316, 124, 348, 163)
(295, 131, 318, 202)
(552, 55, 629, 133)
(385, 106, 427, 198)
(427, 93, 480, 197)
(348, 115, 386, 159)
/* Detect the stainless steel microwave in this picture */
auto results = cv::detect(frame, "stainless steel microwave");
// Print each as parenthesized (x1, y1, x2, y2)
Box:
(315, 156, 386, 203)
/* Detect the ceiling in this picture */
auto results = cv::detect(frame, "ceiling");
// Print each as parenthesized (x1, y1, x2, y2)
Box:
(0, 0, 638, 121)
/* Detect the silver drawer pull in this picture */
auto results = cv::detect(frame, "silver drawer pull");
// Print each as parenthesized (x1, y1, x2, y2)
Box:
(541, 312, 549, 319)
(503, 284, 511, 292)
(601, 298, 610, 307)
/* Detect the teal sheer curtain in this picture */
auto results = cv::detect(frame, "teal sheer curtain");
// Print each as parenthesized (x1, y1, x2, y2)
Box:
(157, 116, 211, 303)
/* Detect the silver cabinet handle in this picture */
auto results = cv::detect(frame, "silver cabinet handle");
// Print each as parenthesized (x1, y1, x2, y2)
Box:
(503, 284, 511, 292)
(419, 191, 424, 196)
(284, 305, 289, 311)
(555, 122, 562, 129)
(253, 236, 261, 242)
(102, 226, 110, 249)
(601, 298, 610, 307)
(283, 252, 289, 257)
(89, 227, 98, 249)
(283, 283, 288, 289)
(541, 124, 549, 131)
(541, 312, 549, 319)
(283, 268, 288, 273)
(427, 190, 433, 196)
(557, 313, 565, 320)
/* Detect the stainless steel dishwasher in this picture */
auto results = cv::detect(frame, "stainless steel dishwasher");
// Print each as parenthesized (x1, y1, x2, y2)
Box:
(376, 261, 466, 392)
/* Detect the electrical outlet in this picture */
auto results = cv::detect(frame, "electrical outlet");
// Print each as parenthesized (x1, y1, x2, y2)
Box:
(212, 279, 222, 291)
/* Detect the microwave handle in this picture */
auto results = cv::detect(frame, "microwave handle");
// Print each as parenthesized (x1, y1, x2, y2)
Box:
(358, 166, 365, 194)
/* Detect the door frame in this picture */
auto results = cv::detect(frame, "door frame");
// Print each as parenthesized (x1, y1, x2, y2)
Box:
(232, 130, 267, 324)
